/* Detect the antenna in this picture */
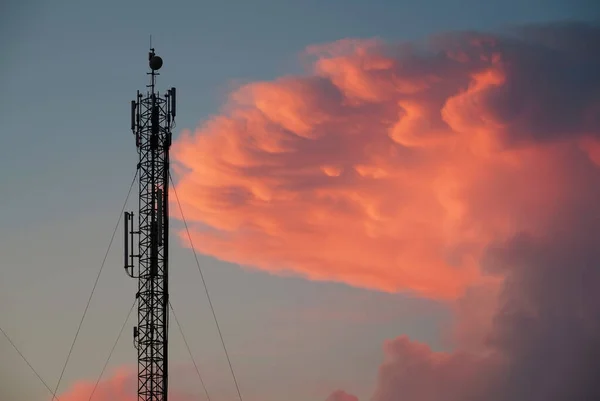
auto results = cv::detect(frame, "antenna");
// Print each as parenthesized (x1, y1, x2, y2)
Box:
(126, 45, 174, 401)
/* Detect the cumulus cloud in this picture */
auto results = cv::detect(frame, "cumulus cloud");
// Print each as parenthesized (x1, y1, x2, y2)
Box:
(169, 21, 600, 401)
(326, 389, 359, 401)
(57, 368, 136, 401)
(361, 219, 600, 401)
(172, 22, 600, 301)
(56, 367, 198, 401)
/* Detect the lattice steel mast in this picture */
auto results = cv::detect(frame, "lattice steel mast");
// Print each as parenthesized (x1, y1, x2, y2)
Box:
(124, 47, 176, 401)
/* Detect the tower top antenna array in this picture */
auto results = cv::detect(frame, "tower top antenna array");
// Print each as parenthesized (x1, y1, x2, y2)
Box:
(125, 45, 176, 401)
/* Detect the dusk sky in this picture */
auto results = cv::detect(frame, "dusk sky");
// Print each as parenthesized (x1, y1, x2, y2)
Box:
(2, 1, 600, 401)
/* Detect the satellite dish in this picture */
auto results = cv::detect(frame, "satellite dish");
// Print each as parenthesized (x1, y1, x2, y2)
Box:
(149, 56, 163, 71)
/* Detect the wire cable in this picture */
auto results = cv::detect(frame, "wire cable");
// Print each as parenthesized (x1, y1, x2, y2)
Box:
(169, 172, 244, 401)
(53, 169, 138, 400)
(0, 324, 60, 400)
(169, 301, 212, 401)
(87, 299, 137, 401)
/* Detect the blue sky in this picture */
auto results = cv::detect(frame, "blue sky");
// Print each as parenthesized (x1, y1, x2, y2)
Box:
(1, 1, 597, 401)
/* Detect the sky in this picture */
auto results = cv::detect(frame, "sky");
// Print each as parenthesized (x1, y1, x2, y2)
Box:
(1, 1, 600, 401)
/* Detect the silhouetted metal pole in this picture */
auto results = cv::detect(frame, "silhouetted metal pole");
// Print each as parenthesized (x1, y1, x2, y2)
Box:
(125, 47, 176, 401)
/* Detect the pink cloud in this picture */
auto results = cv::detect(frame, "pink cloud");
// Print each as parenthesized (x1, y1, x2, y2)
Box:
(171, 21, 600, 401)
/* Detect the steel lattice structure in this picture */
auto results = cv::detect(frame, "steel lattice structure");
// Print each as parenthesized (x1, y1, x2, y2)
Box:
(125, 48, 176, 401)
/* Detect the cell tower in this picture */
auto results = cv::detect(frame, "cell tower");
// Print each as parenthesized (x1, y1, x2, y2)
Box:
(124, 47, 176, 401)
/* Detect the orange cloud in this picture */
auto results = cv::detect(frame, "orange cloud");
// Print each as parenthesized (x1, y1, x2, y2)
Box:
(172, 23, 600, 300)
(56, 368, 136, 401)
(56, 367, 197, 401)
(358, 218, 600, 401)
(326, 390, 359, 401)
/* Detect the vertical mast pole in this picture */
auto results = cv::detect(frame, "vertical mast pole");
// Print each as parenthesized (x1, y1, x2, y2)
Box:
(126, 46, 176, 401)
